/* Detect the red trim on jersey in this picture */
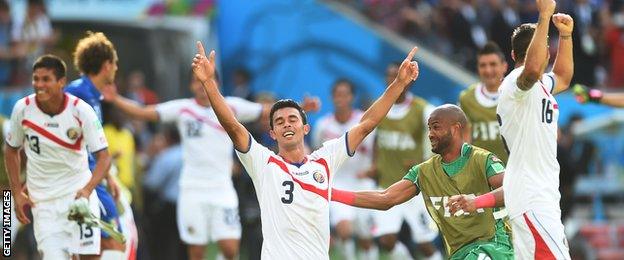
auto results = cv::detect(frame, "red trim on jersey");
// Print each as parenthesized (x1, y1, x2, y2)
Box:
(553, 104, 559, 109)
(25, 96, 30, 105)
(179, 108, 225, 132)
(34, 93, 70, 116)
(74, 116, 83, 127)
(22, 119, 83, 151)
(268, 156, 329, 200)
(539, 82, 550, 96)
(523, 213, 556, 260)
(73, 97, 80, 106)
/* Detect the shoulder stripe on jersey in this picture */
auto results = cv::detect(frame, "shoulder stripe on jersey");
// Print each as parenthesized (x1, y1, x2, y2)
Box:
(548, 75, 555, 94)
(268, 156, 329, 201)
(25, 96, 30, 105)
(179, 108, 225, 132)
(73, 97, 80, 106)
(22, 120, 83, 151)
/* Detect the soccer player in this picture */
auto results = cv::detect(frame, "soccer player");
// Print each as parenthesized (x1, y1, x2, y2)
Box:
(5, 54, 111, 259)
(192, 41, 420, 259)
(372, 62, 441, 260)
(459, 42, 509, 164)
(312, 79, 377, 260)
(331, 104, 513, 259)
(65, 31, 128, 259)
(494, 1, 574, 257)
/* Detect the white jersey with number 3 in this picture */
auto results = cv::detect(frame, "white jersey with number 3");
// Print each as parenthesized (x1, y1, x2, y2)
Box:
(497, 66, 560, 218)
(5, 94, 108, 203)
(236, 134, 351, 259)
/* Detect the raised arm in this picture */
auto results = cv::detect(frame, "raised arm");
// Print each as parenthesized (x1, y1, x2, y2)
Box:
(516, 0, 555, 91)
(347, 47, 420, 153)
(551, 13, 574, 94)
(192, 42, 250, 152)
(332, 179, 419, 210)
(101, 85, 159, 121)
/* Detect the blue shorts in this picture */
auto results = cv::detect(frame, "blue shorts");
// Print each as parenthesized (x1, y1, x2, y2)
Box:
(95, 184, 122, 238)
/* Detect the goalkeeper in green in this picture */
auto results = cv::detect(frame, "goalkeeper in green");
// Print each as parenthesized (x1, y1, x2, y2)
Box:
(331, 104, 513, 259)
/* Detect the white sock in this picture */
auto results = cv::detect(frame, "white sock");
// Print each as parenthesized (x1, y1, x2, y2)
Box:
(425, 250, 443, 260)
(389, 242, 411, 260)
(100, 250, 125, 260)
(341, 239, 356, 260)
(358, 245, 379, 260)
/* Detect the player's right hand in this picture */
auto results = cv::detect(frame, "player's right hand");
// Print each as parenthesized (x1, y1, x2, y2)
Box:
(573, 84, 603, 104)
(192, 41, 216, 84)
(14, 191, 34, 224)
(448, 194, 477, 215)
(536, 0, 556, 17)
(396, 47, 420, 85)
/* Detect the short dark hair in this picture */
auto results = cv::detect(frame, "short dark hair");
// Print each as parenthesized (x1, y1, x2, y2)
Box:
(269, 99, 307, 129)
(33, 54, 66, 80)
(331, 78, 355, 95)
(511, 23, 536, 63)
(478, 41, 505, 61)
(73, 31, 117, 75)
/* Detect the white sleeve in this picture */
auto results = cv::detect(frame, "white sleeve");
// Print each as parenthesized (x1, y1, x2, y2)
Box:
(235, 134, 272, 182)
(155, 99, 187, 123)
(312, 133, 351, 176)
(542, 72, 556, 94)
(5, 101, 25, 148)
(225, 97, 262, 123)
(79, 102, 108, 153)
(422, 104, 434, 159)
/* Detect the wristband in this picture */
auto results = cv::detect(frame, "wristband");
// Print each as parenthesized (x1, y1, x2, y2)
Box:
(332, 189, 356, 205)
(474, 193, 496, 208)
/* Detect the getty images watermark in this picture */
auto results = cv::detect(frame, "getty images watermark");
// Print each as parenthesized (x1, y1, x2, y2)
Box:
(2, 190, 11, 257)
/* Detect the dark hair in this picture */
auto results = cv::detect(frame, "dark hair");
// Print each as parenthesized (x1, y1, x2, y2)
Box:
(331, 78, 355, 95)
(478, 41, 505, 61)
(269, 99, 307, 129)
(73, 31, 117, 75)
(33, 54, 66, 80)
(511, 23, 536, 63)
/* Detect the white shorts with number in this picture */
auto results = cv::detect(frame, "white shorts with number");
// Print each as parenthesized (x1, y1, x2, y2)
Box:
(330, 178, 376, 238)
(372, 193, 438, 243)
(177, 188, 241, 245)
(32, 192, 101, 256)
(510, 210, 570, 260)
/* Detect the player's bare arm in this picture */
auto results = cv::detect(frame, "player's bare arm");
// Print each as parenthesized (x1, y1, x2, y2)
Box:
(76, 149, 112, 199)
(448, 173, 506, 214)
(4, 144, 33, 224)
(347, 47, 420, 153)
(101, 84, 159, 121)
(333, 179, 419, 210)
(192, 41, 251, 152)
(551, 13, 574, 94)
(516, 0, 555, 91)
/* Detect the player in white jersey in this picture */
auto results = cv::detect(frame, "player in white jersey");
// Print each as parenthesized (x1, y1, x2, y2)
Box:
(102, 72, 318, 260)
(191, 41, 421, 259)
(312, 79, 377, 260)
(451, 2, 575, 258)
(4, 55, 111, 259)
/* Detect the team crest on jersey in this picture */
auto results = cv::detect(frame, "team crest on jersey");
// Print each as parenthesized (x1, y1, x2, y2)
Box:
(66, 127, 81, 140)
(313, 171, 325, 184)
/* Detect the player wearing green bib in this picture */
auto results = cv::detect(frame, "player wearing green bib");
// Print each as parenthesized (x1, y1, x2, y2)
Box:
(459, 42, 509, 164)
(332, 105, 513, 259)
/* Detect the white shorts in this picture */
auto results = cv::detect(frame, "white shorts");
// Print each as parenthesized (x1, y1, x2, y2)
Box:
(510, 210, 570, 260)
(32, 192, 101, 256)
(177, 189, 241, 245)
(372, 193, 438, 243)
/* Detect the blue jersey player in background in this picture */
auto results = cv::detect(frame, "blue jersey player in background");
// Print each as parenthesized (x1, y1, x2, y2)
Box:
(65, 31, 127, 259)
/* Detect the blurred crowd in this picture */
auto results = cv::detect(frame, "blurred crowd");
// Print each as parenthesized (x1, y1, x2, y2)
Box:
(335, 0, 624, 88)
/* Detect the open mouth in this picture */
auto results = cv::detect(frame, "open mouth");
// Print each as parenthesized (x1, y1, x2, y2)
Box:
(283, 131, 295, 138)
(35, 89, 46, 95)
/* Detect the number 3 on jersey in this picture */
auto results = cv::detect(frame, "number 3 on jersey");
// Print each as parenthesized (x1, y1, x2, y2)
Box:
(25, 134, 40, 154)
(541, 98, 553, 124)
(281, 181, 294, 204)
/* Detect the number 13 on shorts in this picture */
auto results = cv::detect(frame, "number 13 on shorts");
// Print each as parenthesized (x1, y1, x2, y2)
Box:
(71, 222, 101, 255)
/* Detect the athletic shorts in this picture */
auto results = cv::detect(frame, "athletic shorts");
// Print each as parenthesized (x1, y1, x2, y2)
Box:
(177, 189, 241, 245)
(372, 193, 438, 243)
(33, 192, 101, 256)
(510, 210, 570, 260)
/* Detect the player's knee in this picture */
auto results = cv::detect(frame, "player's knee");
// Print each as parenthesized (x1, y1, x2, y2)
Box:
(417, 242, 437, 256)
(188, 244, 206, 260)
(218, 239, 240, 259)
(336, 221, 353, 240)
(358, 238, 374, 250)
(377, 234, 397, 251)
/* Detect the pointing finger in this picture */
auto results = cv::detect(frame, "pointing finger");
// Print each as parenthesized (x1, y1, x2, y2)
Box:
(196, 41, 207, 57)
(208, 50, 216, 63)
(405, 46, 419, 62)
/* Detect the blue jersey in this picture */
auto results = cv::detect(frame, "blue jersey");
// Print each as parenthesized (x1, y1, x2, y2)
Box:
(65, 76, 103, 170)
